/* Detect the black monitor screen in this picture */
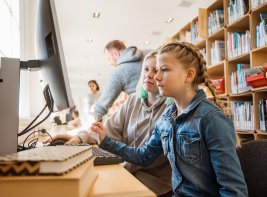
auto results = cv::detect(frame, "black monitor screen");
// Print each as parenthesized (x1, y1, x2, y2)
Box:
(36, 0, 74, 110)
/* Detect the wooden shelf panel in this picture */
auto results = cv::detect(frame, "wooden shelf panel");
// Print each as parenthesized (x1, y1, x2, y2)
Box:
(251, 2, 267, 13)
(207, 0, 224, 12)
(229, 91, 253, 97)
(207, 28, 225, 40)
(227, 52, 250, 63)
(226, 14, 250, 31)
(195, 39, 206, 49)
(207, 61, 224, 76)
(253, 86, 267, 92)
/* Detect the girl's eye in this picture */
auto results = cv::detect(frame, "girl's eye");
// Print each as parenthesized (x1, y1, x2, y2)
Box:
(162, 68, 168, 72)
(144, 68, 149, 72)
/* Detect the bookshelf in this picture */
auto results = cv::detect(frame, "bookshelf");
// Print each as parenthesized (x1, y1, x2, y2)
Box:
(172, 0, 267, 142)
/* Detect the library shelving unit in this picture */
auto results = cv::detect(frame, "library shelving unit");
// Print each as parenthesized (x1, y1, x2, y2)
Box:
(171, 0, 267, 142)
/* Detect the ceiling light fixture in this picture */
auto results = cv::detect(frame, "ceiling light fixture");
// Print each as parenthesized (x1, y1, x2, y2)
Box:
(93, 12, 100, 18)
(144, 41, 150, 45)
(178, 0, 195, 7)
(165, 17, 174, 23)
(87, 38, 93, 43)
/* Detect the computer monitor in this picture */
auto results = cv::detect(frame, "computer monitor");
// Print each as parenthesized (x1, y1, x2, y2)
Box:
(0, 0, 74, 155)
(36, 0, 74, 110)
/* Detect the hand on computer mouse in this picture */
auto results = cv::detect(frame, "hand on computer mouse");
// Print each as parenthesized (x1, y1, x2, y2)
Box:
(43, 133, 73, 144)
(65, 136, 82, 145)
(46, 139, 66, 146)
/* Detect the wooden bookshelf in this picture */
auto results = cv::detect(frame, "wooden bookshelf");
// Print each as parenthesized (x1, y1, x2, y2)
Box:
(172, 0, 267, 142)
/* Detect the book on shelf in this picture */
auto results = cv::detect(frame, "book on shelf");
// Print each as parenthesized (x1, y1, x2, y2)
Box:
(230, 63, 251, 94)
(200, 48, 207, 61)
(256, 13, 267, 48)
(231, 101, 254, 131)
(210, 40, 225, 65)
(191, 20, 204, 44)
(0, 158, 98, 197)
(259, 99, 267, 131)
(179, 30, 191, 43)
(208, 9, 224, 35)
(211, 77, 225, 94)
(0, 146, 94, 176)
(227, 0, 248, 24)
(251, 0, 267, 10)
(245, 66, 267, 88)
(227, 31, 250, 59)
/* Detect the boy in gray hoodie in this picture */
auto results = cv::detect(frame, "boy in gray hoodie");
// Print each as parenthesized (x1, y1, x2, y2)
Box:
(92, 40, 143, 121)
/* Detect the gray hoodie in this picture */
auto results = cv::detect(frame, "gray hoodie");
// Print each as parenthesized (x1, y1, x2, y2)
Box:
(93, 46, 143, 120)
(78, 94, 172, 195)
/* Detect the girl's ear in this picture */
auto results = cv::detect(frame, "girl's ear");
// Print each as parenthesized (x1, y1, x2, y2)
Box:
(185, 67, 196, 83)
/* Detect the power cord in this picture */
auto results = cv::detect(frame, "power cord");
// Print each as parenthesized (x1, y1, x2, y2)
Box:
(18, 128, 53, 152)
(18, 85, 54, 137)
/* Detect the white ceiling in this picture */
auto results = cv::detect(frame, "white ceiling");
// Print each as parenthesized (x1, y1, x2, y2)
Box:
(53, 0, 213, 102)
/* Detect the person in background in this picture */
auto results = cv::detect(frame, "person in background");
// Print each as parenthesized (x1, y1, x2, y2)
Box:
(46, 51, 173, 196)
(91, 42, 248, 196)
(67, 110, 81, 129)
(87, 80, 101, 113)
(93, 40, 143, 121)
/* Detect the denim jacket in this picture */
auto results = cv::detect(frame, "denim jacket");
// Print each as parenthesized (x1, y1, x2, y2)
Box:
(100, 90, 248, 197)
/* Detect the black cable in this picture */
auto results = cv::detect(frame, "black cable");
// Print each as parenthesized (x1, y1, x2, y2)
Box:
(41, 129, 53, 141)
(18, 85, 54, 137)
(22, 130, 39, 151)
(18, 104, 48, 136)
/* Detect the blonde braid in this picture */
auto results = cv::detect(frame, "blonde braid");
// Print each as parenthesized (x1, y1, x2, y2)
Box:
(160, 41, 224, 110)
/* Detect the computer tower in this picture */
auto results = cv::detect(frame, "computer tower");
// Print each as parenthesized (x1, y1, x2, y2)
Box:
(0, 57, 20, 155)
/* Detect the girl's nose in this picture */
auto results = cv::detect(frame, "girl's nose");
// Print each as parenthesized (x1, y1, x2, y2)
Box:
(154, 70, 161, 81)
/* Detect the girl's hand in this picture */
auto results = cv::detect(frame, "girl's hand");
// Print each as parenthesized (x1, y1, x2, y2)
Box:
(91, 122, 107, 142)
(43, 133, 80, 144)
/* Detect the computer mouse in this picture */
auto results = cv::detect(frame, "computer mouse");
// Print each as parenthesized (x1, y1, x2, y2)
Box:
(45, 139, 66, 146)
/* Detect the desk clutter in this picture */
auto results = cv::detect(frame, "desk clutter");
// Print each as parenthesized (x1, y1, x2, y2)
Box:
(0, 146, 94, 175)
(0, 146, 98, 197)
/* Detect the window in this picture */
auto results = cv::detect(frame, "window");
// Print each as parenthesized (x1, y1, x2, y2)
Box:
(0, 0, 20, 58)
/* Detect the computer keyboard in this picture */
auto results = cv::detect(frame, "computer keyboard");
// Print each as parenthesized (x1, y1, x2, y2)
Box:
(92, 147, 124, 166)
(43, 142, 123, 166)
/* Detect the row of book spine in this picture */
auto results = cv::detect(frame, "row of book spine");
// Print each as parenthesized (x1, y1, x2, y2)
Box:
(251, 0, 267, 9)
(231, 101, 254, 131)
(227, 31, 250, 59)
(199, 48, 207, 61)
(179, 30, 191, 43)
(227, 0, 248, 24)
(230, 63, 252, 94)
(210, 40, 225, 65)
(208, 9, 224, 35)
(256, 13, 267, 48)
(259, 99, 267, 131)
(191, 20, 204, 44)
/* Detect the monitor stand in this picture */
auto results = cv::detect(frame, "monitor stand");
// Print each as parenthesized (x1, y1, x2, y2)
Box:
(0, 57, 20, 155)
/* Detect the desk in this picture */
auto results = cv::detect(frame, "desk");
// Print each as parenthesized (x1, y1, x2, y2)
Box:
(90, 164, 156, 197)
(0, 163, 156, 197)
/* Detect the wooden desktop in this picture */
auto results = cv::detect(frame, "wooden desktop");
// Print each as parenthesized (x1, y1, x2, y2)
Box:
(0, 159, 156, 197)
(91, 164, 156, 197)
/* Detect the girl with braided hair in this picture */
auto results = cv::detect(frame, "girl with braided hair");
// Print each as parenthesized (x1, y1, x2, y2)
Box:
(91, 42, 248, 196)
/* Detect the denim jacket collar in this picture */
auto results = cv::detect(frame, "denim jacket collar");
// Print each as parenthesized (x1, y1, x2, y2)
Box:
(164, 89, 206, 120)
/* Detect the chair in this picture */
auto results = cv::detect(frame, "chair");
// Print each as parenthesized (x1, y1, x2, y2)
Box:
(237, 139, 267, 197)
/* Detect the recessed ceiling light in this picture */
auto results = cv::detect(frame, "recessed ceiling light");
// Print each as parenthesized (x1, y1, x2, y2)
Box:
(93, 12, 100, 18)
(87, 38, 93, 43)
(144, 41, 150, 45)
(165, 17, 174, 23)
(84, 53, 88, 57)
